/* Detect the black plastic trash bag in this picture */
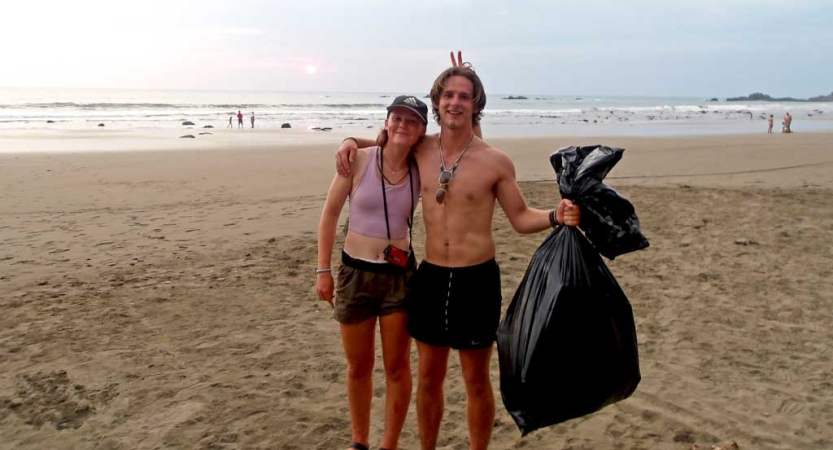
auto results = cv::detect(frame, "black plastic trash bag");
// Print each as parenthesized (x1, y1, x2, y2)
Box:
(553, 145, 649, 259)
(497, 145, 645, 436)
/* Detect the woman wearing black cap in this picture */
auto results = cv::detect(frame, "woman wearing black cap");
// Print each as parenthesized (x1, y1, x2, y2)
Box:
(316, 95, 428, 450)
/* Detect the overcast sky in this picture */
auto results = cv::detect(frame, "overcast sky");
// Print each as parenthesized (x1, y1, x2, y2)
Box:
(2, 0, 830, 97)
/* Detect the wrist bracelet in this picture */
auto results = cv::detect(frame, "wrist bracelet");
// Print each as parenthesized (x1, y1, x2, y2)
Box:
(549, 209, 559, 228)
(315, 268, 332, 274)
(341, 137, 358, 146)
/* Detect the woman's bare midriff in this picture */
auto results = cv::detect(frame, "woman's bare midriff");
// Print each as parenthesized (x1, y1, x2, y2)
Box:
(344, 232, 411, 262)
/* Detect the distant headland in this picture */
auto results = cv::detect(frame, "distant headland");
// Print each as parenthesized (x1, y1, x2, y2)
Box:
(724, 91, 833, 102)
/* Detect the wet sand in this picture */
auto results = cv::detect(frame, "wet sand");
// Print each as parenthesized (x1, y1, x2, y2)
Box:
(1, 132, 831, 449)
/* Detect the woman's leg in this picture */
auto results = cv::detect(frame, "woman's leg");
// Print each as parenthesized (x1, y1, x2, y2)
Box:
(341, 317, 378, 449)
(378, 311, 412, 450)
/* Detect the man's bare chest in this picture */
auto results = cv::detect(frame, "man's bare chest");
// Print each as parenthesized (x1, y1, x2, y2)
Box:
(416, 153, 497, 205)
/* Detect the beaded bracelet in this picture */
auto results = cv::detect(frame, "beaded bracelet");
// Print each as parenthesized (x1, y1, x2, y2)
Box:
(549, 209, 559, 228)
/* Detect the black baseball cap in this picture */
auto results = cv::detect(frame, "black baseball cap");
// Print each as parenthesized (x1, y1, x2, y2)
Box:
(386, 95, 429, 124)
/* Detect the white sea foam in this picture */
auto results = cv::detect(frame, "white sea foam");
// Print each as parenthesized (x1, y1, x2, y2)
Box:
(1, 88, 831, 136)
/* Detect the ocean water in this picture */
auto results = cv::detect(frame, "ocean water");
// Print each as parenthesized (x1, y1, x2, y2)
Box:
(1, 87, 832, 137)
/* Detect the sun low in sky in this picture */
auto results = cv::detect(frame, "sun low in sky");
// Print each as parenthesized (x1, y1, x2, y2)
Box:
(0, 1, 830, 96)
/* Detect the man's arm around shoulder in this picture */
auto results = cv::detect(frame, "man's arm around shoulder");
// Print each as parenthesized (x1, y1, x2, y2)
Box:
(336, 137, 376, 177)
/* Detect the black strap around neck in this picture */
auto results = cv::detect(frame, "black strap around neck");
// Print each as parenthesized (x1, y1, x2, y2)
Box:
(379, 146, 414, 248)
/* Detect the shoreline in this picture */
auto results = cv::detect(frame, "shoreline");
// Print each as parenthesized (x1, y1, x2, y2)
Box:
(2, 127, 833, 153)
(2, 132, 832, 188)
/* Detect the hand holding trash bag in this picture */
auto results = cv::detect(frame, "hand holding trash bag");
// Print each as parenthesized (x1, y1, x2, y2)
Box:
(497, 145, 646, 436)
(556, 199, 581, 227)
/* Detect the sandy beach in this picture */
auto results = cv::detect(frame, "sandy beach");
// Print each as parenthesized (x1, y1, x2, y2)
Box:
(1, 130, 832, 449)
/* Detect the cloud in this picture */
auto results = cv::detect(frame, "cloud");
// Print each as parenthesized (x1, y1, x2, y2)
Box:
(0, 0, 829, 95)
(197, 27, 267, 37)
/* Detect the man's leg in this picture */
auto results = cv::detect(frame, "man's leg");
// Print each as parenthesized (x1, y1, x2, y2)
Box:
(378, 311, 412, 450)
(341, 318, 378, 449)
(459, 347, 495, 450)
(416, 341, 450, 450)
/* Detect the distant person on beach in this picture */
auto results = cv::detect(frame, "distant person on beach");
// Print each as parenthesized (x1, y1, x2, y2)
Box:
(237, 110, 244, 129)
(251, 112, 256, 129)
(317, 96, 428, 450)
(335, 52, 581, 450)
(782, 112, 792, 133)
(227, 116, 233, 128)
(768, 115, 774, 133)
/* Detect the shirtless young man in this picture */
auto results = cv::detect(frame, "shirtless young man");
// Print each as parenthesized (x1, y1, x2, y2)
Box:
(335, 53, 580, 450)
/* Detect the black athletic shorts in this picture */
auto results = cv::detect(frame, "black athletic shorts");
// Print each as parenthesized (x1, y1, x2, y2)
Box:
(407, 259, 501, 350)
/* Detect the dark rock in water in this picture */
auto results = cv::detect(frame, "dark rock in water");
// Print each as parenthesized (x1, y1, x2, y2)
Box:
(808, 92, 833, 102)
(203, 125, 214, 128)
(98, 123, 105, 127)
(575, 97, 583, 100)
(502, 96, 528, 100)
(47, 120, 55, 123)
(198, 132, 213, 135)
(320, 127, 332, 131)
(281, 123, 291, 128)
(311, 127, 332, 132)
(423, 95, 429, 98)
(727, 92, 776, 101)
(708, 98, 719, 102)
(182, 121, 195, 126)
(180, 134, 195, 138)
(727, 91, 833, 102)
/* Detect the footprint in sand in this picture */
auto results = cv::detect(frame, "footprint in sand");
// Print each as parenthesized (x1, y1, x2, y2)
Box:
(777, 399, 805, 415)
